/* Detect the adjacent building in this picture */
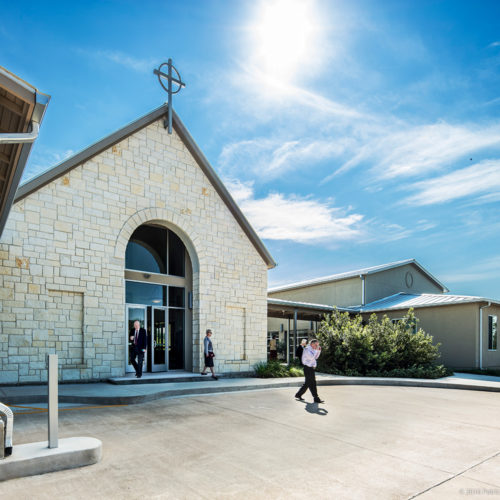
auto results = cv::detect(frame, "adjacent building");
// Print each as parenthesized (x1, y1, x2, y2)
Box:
(268, 259, 500, 370)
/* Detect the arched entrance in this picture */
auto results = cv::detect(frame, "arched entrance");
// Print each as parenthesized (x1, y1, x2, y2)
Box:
(124, 223, 193, 373)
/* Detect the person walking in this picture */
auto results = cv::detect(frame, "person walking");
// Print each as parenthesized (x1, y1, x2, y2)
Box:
(201, 329, 218, 380)
(295, 339, 324, 403)
(295, 338, 307, 365)
(269, 335, 277, 360)
(130, 320, 147, 378)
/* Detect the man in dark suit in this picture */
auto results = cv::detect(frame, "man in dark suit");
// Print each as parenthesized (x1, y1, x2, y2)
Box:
(295, 338, 307, 365)
(130, 320, 147, 378)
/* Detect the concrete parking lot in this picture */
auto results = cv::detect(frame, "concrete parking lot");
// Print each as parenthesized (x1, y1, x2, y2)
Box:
(2, 385, 500, 499)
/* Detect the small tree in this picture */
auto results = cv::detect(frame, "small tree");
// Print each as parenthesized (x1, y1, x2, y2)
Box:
(316, 308, 448, 378)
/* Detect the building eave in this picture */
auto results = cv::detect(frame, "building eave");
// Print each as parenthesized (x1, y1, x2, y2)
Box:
(0, 66, 50, 238)
(267, 297, 347, 320)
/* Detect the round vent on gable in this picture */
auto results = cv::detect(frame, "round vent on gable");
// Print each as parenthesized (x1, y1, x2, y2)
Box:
(405, 271, 414, 289)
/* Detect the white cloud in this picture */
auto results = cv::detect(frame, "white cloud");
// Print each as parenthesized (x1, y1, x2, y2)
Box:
(440, 255, 500, 284)
(77, 48, 156, 73)
(99, 50, 155, 73)
(227, 178, 255, 203)
(467, 192, 500, 205)
(226, 70, 500, 188)
(227, 66, 366, 124)
(326, 121, 500, 183)
(403, 159, 500, 206)
(224, 179, 431, 246)
(225, 180, 364, 243)
(482, 96, 500, 107)
(23, 149, 75, 182)
(219, 137, 350, 180)
(488, 41, 500, 48)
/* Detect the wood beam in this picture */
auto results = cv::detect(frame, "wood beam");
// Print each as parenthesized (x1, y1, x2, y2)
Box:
(0, 151, 10, 164)
(0, 94, 24, 116)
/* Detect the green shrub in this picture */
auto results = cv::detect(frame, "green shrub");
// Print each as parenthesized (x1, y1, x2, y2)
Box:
(316, 308, 449, 379)
(277, 340, 287, 357)
(254, 361, 304, 378)
(288, 358, 303, 368)
(288, 366, 304, 377)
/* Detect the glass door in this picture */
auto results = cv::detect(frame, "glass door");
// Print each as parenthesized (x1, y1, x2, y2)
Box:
(152, 307, 167, 372)
(126, 305, 147, 373)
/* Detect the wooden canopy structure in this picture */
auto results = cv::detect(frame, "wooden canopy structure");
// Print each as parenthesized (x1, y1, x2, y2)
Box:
(0, 66, 49, 238)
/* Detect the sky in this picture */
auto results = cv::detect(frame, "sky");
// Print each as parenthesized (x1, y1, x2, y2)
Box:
(1, 0, 500, 299)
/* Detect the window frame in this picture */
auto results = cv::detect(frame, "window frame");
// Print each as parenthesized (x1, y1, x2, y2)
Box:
(125, 224, 185, 278)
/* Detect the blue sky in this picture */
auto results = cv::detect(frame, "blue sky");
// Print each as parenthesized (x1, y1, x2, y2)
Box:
(2, 0, 500, 299)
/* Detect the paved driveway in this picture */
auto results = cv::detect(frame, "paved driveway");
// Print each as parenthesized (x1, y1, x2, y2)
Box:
(2, 386, 500, 499)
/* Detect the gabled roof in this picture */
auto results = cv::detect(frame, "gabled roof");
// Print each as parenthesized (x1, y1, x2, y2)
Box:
(268, 258, 448, 293)
(0, 66, 49, 238)
(348, 292, 499, 313)
(14, 104, 276, 269)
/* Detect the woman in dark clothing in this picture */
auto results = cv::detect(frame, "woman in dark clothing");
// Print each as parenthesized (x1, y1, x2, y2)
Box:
(295, 338, 308, 365)
(201, 329, 218, 380)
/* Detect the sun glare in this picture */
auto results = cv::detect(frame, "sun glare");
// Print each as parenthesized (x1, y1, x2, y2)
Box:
(251, 0, 320, 82)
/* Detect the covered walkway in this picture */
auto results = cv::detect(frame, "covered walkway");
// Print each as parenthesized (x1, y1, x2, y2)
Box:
(267, 298, 347, 362)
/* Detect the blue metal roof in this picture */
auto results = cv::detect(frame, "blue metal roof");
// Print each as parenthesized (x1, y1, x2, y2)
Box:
(348, 292, 499, 313)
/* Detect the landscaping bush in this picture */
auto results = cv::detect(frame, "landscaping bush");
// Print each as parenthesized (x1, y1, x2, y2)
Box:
(288, 365, 304, 377)
(254, 361, 304, 378)
(316, 308, 451, 378)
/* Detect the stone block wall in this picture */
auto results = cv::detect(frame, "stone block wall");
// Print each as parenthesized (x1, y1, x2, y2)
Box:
(0, 118, 269, 383)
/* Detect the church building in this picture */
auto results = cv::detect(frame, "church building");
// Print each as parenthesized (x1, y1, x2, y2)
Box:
(0, 103, 275, 383)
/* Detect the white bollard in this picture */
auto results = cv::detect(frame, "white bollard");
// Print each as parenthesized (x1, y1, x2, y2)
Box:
(47, 354, 58, 449)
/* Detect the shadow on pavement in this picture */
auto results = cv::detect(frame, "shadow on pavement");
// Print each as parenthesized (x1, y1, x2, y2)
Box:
(298, 400, 328, 416)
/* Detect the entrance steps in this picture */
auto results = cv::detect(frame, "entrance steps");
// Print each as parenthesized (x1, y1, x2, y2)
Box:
(108, 372, 210, 385)
(107, 371, 253, 385)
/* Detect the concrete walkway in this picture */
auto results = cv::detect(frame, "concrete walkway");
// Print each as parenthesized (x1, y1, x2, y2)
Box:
(1, 372, 499, 407)
(2, 385, 500, 499)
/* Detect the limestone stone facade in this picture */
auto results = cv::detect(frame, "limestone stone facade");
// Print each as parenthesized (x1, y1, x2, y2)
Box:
(0, 111, 270, 383)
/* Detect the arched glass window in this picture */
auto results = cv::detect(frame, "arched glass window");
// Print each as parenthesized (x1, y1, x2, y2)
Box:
(125, 224, 185, 277)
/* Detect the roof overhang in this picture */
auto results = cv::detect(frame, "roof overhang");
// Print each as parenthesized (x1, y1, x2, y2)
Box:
(267, 297, 348, 320)
(0, 66, 49, 238)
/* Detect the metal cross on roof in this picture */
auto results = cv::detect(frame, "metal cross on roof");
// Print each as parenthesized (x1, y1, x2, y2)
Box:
(153, 59, 185, 134)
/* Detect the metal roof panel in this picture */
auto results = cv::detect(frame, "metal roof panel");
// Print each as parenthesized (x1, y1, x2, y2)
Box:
(348, 292, 499, 313)
(269, 259, 448, 293)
